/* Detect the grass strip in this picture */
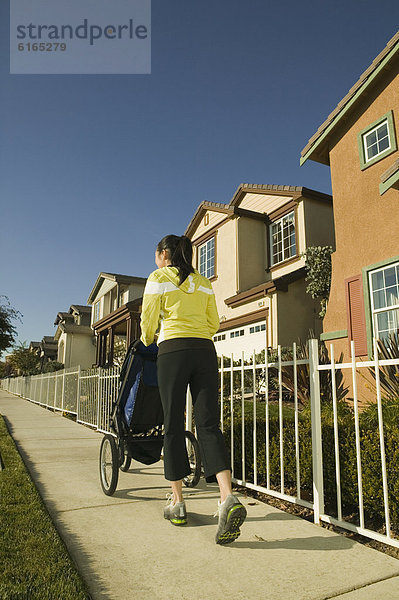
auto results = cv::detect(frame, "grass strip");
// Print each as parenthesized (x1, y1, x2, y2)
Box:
(0, 414, 91, 600)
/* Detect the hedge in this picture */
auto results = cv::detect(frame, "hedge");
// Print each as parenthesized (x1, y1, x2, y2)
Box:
(222, 402, 399, 536)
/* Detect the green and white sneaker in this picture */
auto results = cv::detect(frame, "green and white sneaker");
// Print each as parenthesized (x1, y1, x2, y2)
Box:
(164, 494, 187, 526)
(214, 494, 247, 545)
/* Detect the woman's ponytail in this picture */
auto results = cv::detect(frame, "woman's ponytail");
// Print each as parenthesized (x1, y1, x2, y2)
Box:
(156, 234, 194, 285)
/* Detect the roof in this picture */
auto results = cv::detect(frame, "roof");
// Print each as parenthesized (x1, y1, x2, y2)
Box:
(42, 336, 57, 344)
(69, 305, 91, 314)
(54, 312, 73, 326)
(87, 272, 147, 305)
(300, 31, 399, 166)
(185, 183, 332, 238)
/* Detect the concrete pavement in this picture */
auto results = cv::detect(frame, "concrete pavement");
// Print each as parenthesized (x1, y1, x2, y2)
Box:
(1, 389, 399, 600)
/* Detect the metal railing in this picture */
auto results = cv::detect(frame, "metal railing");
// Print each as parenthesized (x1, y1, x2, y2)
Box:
(1, 365, 120, 434)
(2, 337, 399, 549)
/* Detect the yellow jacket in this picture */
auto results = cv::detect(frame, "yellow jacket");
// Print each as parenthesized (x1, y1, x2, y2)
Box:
(140, 267, 220, 346)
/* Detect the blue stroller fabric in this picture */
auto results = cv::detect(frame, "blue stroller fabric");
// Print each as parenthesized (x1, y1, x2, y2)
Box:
(121, 341, 161, 428)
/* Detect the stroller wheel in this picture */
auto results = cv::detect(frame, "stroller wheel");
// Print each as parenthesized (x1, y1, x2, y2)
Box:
(120, 453, 132, 472)
(99, 434, 119, 496)
(183, 430, 201, 488)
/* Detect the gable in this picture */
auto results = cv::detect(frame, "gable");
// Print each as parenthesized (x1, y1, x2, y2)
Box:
(238, 192, 294, 214)
(191, 209, 231, 241)
(92, 278, 116, 303)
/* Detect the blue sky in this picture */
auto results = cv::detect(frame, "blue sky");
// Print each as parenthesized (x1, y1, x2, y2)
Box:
(1, 1, 398, 355)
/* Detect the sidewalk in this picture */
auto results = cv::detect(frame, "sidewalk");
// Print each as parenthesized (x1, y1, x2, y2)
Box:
(1, 389, 399, 600)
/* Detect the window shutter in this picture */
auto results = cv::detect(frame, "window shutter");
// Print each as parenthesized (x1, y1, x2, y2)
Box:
(345, 275, 368, 357)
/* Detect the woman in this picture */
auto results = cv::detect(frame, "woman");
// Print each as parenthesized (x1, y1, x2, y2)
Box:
(140, 234, 246, 544)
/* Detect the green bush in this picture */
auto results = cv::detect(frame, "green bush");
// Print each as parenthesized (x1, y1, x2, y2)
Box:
(222, 403, 399, 536)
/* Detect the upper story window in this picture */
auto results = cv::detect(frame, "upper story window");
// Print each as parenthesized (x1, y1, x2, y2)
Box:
(270, 211, 296, 266)
(363, 121, 390, 162)
(358, 111, 397, 170)
(369, 261, 399, 342)
(198, 237, 215, 279)
(119, 287, 128, 306)
(94, 301, 100, 323)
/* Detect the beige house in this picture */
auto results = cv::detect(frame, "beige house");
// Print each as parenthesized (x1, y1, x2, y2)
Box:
(37, 336, 58, 370)
(88, 272, 146, 367)
(54, 305, 96, 369)
(185, 183, 335, 358)
(300, 31, 399, 375)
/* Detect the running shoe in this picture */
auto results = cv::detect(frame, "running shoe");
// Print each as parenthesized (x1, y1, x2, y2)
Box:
(164, 493, 187, 526)
(214, 494, 247, 544)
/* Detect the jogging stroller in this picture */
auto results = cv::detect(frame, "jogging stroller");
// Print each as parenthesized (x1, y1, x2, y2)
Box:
(99, 339, 201, 496)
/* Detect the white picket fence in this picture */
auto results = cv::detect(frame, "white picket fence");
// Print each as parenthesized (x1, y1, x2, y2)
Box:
(2, 338, 399, 549)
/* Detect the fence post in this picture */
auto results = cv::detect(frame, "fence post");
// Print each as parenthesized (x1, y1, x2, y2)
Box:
(308, 338, 324, 524)
(185, 387, 193, 432)
(62, 369, 66, 412)
(77, 365, 81, 420)
(97, 368, 102, 431)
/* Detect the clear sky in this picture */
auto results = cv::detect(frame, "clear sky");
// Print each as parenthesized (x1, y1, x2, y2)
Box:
(1, 1, 398, 355)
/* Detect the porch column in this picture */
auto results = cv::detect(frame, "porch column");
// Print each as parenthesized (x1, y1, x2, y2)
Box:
(126, 316, 132, 348)
(100, 332, 107, 367)
(95, 334, 100, 366)
(108, 326, 114, 366)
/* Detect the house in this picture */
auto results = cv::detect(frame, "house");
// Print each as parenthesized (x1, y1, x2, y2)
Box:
(29, 341, 41, 357)
(38, 336, 58, 369)
(185, 183, 335, 358)
(54, 305, 96, 369)
(300, 31, 399, 375)
(87, 272, 147, 367)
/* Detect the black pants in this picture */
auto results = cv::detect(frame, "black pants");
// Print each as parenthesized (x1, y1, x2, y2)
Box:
(157, 346, 231, 481)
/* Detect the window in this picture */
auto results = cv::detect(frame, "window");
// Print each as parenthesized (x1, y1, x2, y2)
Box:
(270, 211, 296, 266)
(250, 323, 266, 334)
(358, 111, 397, 170)
(119, 287, 128, 306)
(213, 334, 226, 342)
(369, 262, 399, 342)
(198, 237, 215, 279)
(94, 301, 100, 322)
(363, 121, 390, 162)
(230, 329, 244, 338)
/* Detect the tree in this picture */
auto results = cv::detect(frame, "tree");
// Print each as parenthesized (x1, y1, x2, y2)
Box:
(0, 296, 23, 357)
(303, 246, 333, 318)
(6, 342, 40, 376)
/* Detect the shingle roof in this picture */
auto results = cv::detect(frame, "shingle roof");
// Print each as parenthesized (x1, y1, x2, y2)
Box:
(87, 272, 147, 305)
(301, 30, 399, 165)
(69, 304, 91, 313)
(185, 183, 332, 237)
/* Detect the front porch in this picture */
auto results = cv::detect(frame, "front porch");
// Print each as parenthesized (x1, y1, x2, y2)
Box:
(93, 299, 142, 367)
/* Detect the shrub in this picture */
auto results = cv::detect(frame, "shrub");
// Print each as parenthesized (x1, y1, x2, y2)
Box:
(222, 405, 399, 535)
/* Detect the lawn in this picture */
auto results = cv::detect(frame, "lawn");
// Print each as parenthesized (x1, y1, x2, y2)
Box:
(0, 414, 91, 600)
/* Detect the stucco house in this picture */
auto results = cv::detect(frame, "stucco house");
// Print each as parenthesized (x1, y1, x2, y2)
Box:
(300, 30, 399, 370)
(37, 336, 58, 369)
(29, 341, 41, 357)
(185, 183, 335, 358)
(54, 305, 96, 369)
(87, 272, 146, 367)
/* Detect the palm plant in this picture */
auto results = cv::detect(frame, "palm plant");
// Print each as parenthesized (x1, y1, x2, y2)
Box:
(276, 338, 349, 407)
(361, 332, 399, 399)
